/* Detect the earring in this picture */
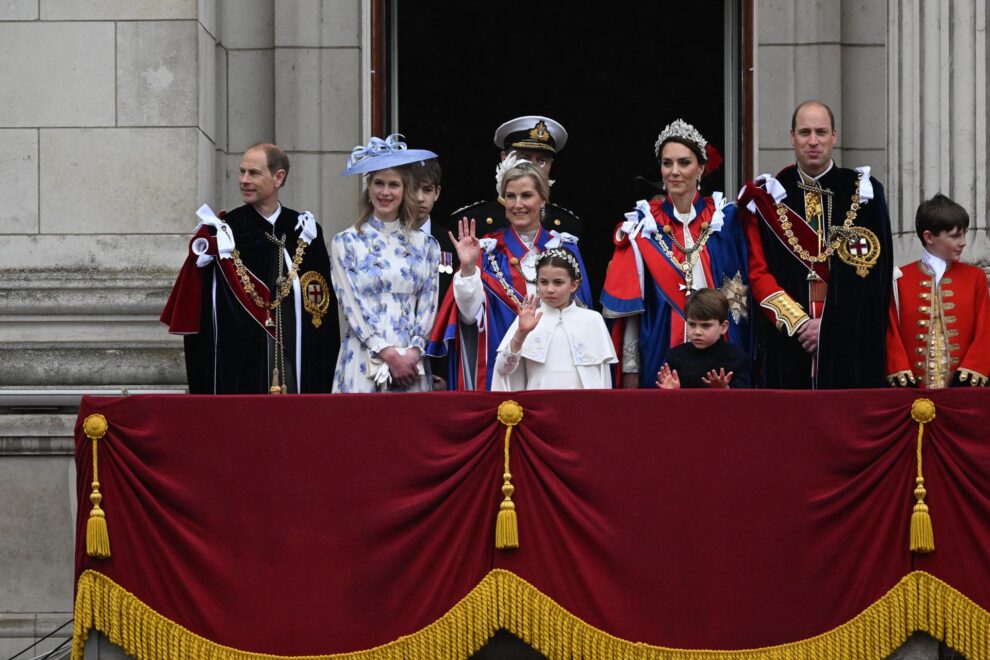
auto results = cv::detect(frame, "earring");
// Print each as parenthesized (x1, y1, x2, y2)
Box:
(696, 176, 702, 190)
(540, 205, 547, 222)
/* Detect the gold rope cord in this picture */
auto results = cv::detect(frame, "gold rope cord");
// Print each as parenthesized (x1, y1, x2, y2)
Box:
(82, 414, 111, 558)
(495, 401, 524, 550)
(72, 569, 990, 660)
(910, 399, 936, 553)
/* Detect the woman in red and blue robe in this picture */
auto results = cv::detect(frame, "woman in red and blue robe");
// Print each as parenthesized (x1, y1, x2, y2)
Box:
(427, 160, 592, 390)
(601, 120, 752, 388)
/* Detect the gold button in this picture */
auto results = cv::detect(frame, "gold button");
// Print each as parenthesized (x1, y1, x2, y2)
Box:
(917, 306, 929, 313)
(916, 333, 927, 340)
(920, 280, 932, 287)
(915, 361, 924, 368)
(486, 217, 494, 224)
(919, 292, 930, 300)
(554, 219, 561, 226)
(509, 257, 519, 266)
(915, 347, 925, 354)
(917, 319, 928, 326)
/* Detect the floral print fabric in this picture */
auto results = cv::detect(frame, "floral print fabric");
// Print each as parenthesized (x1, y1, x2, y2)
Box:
(330, 217, 439, 392)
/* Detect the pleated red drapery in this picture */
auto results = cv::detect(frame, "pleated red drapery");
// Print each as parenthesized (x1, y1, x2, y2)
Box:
(73, 389, 990, 657)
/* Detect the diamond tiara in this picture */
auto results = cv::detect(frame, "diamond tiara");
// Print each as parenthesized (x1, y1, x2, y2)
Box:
(654, 119, 707, 158)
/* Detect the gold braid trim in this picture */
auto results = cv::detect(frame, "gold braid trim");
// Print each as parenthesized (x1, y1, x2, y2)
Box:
(957, 367, 989, 387)
(73, 569, 990, 660)
(759, 291, 810, 337)
(886, 370, 916, 387)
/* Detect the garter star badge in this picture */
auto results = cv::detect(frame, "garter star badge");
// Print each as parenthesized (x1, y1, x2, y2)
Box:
(719, 271, 750, 323)
(299, 271, 330, 328)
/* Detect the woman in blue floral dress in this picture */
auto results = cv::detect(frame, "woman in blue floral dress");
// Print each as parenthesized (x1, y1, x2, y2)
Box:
(331, 135, 440, 392)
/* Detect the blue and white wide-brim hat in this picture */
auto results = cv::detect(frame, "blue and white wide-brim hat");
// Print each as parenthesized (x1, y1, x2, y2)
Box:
(340, 133, 438, 176)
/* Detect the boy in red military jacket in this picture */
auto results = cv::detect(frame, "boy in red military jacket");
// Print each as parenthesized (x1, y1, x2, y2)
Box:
(887, 194, 990, 388)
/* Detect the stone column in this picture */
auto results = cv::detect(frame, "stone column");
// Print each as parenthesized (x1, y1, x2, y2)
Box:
(0, 2, 222, 392)
(0, 2, 218, 655)
(755, 0, 887, 181)
(755, 0, 842, 174)
(273, 0, 363, 237)
(887, 0, 990, 263)
(216, 0, 275, 210)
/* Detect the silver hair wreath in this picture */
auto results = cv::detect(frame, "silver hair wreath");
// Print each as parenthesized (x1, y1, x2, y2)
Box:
(538, 248, 582, 281)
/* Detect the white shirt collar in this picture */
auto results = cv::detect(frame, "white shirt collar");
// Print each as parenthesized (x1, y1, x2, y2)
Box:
(419, 216, 432, 234)
(921, 248, 948, 286)
(798, 160, 834, 182)
(263, 203, 282, 226)
(671, 204, 697, 225)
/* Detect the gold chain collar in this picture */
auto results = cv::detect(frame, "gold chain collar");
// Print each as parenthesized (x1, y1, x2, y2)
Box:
(651, 217, 714, 283)
(232, 238, 308, 312)
(774, 172, 863, 265)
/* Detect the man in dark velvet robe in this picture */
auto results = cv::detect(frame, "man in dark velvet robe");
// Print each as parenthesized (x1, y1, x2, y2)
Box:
(738, 101, 892, 389)
(161, 144, 339, 393)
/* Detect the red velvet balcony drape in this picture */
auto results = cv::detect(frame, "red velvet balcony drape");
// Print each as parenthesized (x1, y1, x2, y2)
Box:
(72, 389, 990, 658)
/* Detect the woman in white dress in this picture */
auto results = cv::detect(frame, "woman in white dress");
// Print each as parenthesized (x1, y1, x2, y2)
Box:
(331, 135, 440, 392)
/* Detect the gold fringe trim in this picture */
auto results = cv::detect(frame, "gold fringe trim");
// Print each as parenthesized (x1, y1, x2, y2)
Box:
(72, 569, 990, 660)
(495, 400, 523, 550)
(910, 398, 936, 553)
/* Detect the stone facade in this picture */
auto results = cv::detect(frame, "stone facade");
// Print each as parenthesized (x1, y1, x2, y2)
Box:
(0, 2, 365, 657)
(0, 1, 982, 658)
(755, 0, 990, 267)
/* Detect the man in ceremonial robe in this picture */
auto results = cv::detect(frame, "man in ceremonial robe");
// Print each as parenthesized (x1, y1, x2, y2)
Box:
(737, 101, 892, 388)
(451, 115, 582, 238)
(161, 144, 339, 393)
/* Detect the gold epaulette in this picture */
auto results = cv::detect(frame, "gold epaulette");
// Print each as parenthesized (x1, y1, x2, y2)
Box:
(760, 291, 810, 336)
(887, 370, 917, 387)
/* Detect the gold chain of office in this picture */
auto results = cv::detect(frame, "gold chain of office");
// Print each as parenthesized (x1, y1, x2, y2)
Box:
(231, 238, 308, 311)
(775, 173, 862, 264)
(653, 220, 714, 276)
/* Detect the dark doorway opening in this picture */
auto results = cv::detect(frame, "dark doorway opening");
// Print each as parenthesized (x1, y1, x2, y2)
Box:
(392, 0, 734, 299)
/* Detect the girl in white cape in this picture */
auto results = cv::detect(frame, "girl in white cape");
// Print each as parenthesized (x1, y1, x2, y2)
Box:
(492, 249, 617, 390)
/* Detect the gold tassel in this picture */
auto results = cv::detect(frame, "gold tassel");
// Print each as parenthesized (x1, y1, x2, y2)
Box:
(910, 399, 936, 554)
(495, 401, 524, 550)
(83, 414, 111, 559)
